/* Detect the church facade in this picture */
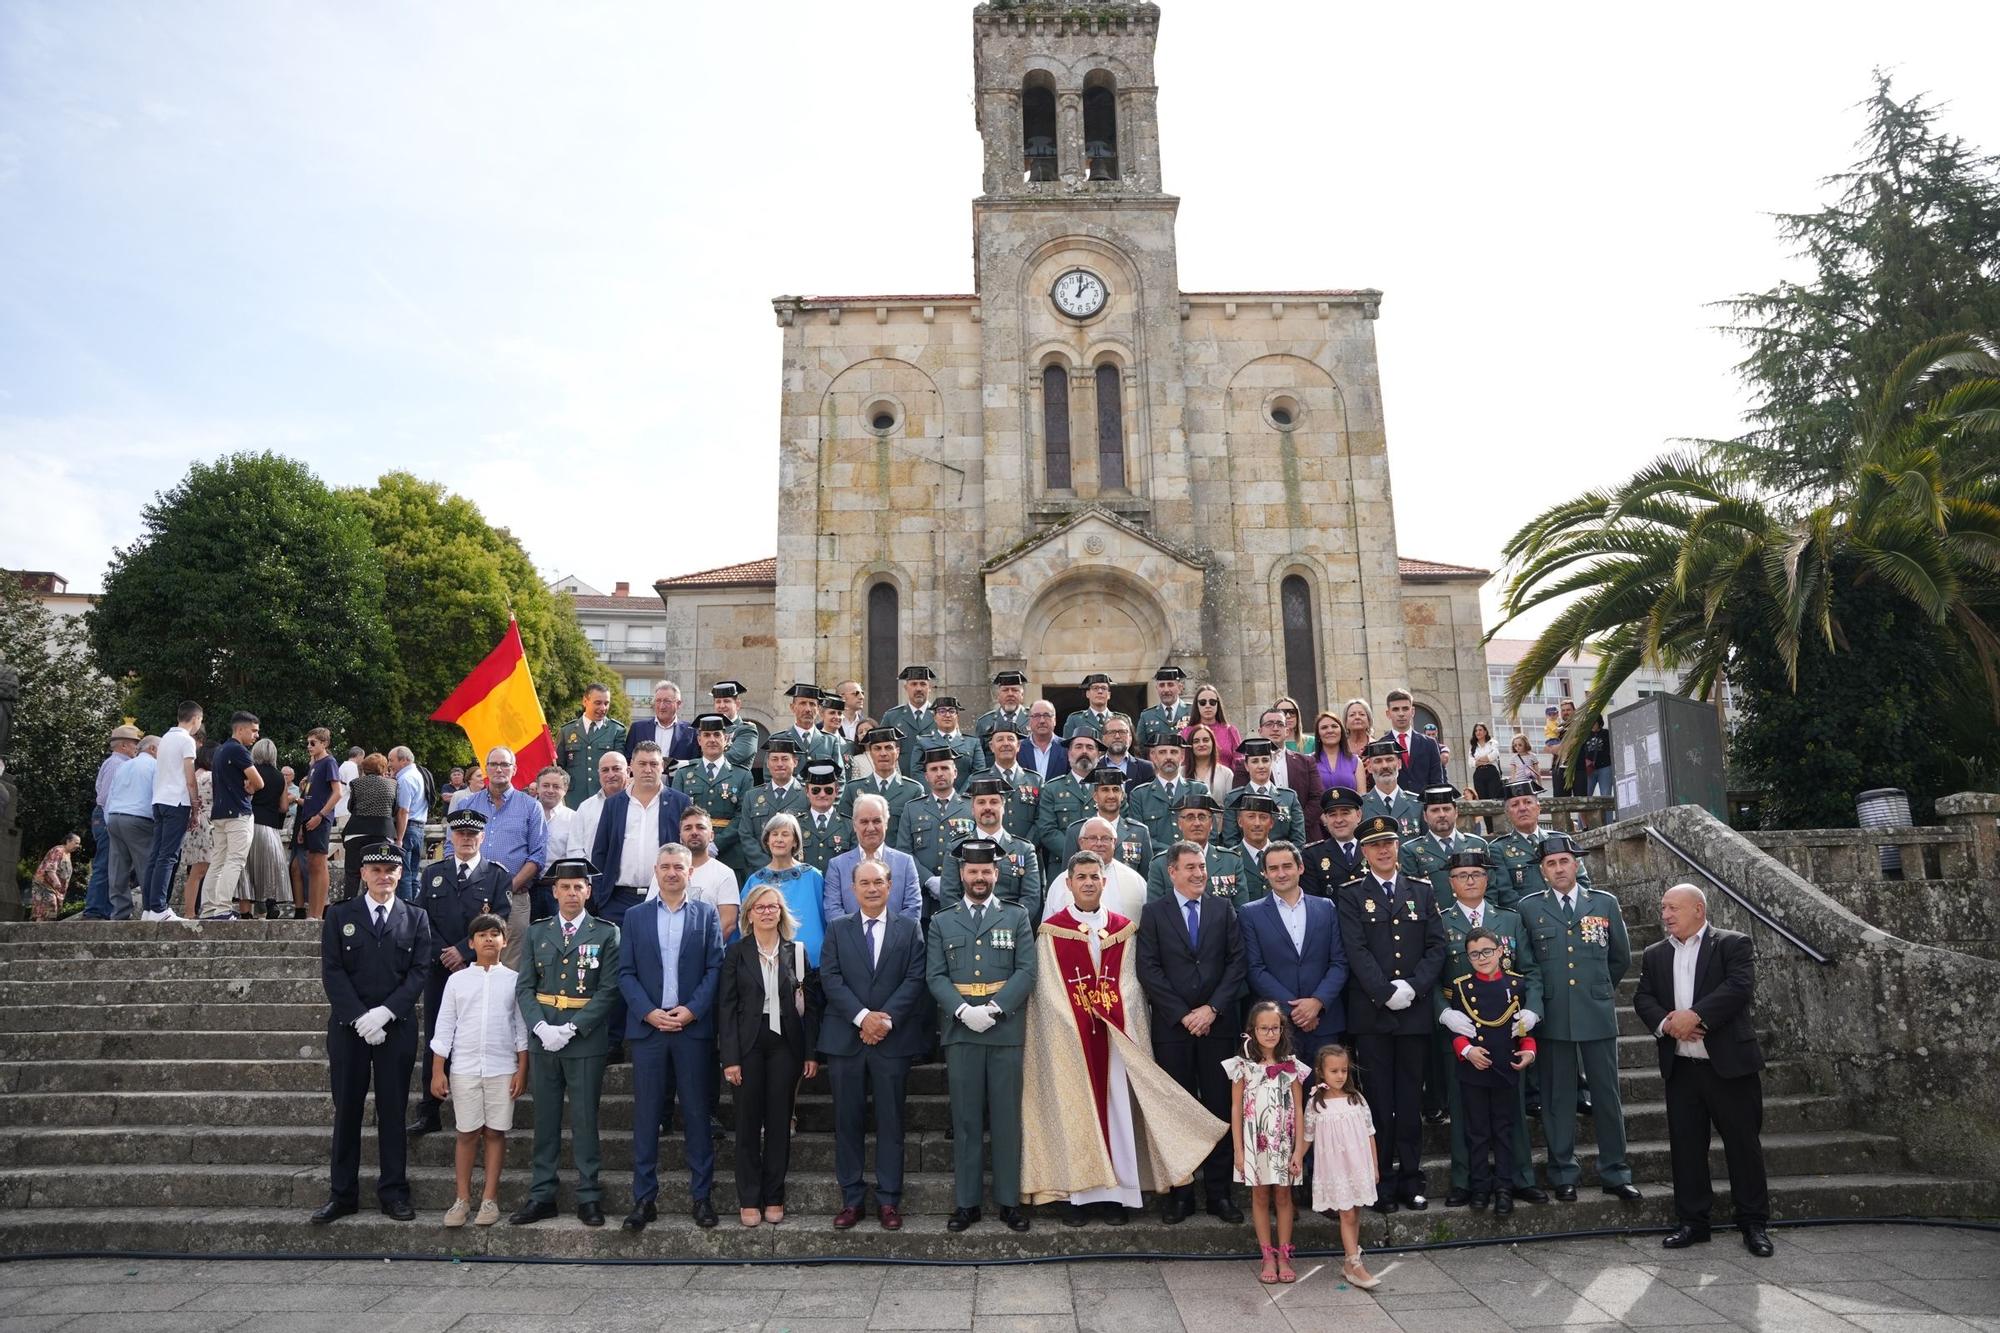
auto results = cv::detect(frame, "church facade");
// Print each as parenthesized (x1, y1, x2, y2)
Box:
(656, 2, 1490, 741)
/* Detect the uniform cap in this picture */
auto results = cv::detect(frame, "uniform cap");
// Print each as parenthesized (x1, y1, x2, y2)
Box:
(547, 856, 598, 882)
(1153, 666, 1186, 682)
(819, 692, 844, 708)
(1536, 833, 1587, 862)
(991, 670, 1028, 687)
(1446, 850, 1490, 871)
(934, 696, 961, 712)
(359, 841, 405, 867)
(986, 717, 1023, 736)
(898, 665, 936, 682)
(445, 808, 489, 833)
(1089, 766, 1127, 788)
(764, 735, 802, 755)
(1172, 789, 1222, 813)
(1362, 737, 1402, 759)
(1501, 779, 1541, 800)
(965, 776, 1010, 798)
(1420, 784, 1461, 808)
(802, 761, 844, 786)
(1081, 672, 1113, 688)
(1320, 785, 1364, 811)
(1238, 737, 1278, 758)
(784, 683, 821, 699)
(1355, 815, 1402, 845)
(862, 726, 901, 748)
(1236, 793, 1280, 816)
(1143, 731, 1186, 752)
(710, 680, 745, 698)
(695, 713, 729, 732)
(954, 838, 1002, 865)
(921, 744, 957, 766)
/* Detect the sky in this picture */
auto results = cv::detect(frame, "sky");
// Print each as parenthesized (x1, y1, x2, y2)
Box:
(3, 1, 1997, 638)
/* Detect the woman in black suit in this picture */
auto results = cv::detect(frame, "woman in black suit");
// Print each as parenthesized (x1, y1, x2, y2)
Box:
(719, 881, 824, 1226)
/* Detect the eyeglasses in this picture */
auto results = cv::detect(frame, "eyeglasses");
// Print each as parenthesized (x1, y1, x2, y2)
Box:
(486, 761, 514, 770)
(1467, 946, 1501, 959)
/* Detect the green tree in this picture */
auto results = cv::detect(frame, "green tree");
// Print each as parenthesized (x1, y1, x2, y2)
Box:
(89, 452, 393, 753)
(342, 472, 623, 772)
(1717, 73, 2000, 498)
(0, 577, 125, 864)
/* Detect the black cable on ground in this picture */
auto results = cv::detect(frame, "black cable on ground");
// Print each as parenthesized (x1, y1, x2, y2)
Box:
(2, 1215, 1995, 1268)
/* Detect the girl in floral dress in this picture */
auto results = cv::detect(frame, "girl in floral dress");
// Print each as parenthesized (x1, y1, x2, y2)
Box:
(1223, 1000, 1311, 1284)
(1305, 1043, 1382, 1290)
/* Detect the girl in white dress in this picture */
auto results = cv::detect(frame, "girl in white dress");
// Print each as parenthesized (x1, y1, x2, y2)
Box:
(1223, 1000, 1311, 1284)
(1305, 1043, 1382, 1290)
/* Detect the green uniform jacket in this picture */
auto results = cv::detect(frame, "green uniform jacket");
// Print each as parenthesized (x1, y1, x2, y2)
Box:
(901, 729, 985, 791)
(1061, 708, 1118, 743)
(942, 828, 1042, 921)
(1401, 829, 1498, 901)
(1220, 783, 1306, 848)
(1030, 772, 1095, 871)
(877, 703, 938, 760)
(741, 782, 811, 875)
(925, 899, 1038, 1046)
(1136, 700, 1193, 741)
(555, 717, 628, 810)
(797, 808, 855, 876)
(1488, 829, 1594, 911)
(672, 759, 754, 870)
(836, 769, 923, 839)
(515, 913, 622, 1059)
(974, 707, 1032, 764)
(776, 725, 846, 773)
(1517, 885, 1628, 1042)
(1361, 787, 1424, 841)
(1145, 840, 1250, 905)
(721, 720, 760, 770)
(983, 765, 1043, 841)
(1061, 814, 1153, 877)
(1435, 901, 1539, 1018)
(1125, 777, 1208, 854)
(898, 792, 977, 883)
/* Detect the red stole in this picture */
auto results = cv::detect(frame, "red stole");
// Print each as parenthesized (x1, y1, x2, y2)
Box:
(1046, 908, 1132, 1145)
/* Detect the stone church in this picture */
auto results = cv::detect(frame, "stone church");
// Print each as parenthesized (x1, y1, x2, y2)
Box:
(654, 1, 1491, 739)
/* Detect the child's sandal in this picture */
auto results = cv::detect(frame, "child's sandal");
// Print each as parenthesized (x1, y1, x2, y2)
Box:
(1277, 1244, 1297, 1283)
(1342, 1253, 1381, 1291)
(1258, 1244, 1280, 1284)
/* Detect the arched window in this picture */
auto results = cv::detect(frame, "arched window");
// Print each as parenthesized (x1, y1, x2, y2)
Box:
(1280, 574, 1320, 722)
(866, 581, 899, 713)
(1021, 74, 1058, 183)
(1043, 362, 1072, 489)
(1083, 72, 1119, 180)
(1095, 362, 1125, 490)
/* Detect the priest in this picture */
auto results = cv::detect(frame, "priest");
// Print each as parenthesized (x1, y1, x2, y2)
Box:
(1019, 850, 1226, 1224)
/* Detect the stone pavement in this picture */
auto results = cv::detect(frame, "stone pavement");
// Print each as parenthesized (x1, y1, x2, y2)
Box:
(0, 1223, 1995, 1333)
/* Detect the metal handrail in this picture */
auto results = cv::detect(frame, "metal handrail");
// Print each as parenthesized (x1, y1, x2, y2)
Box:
(1642, 825, 1836, 965)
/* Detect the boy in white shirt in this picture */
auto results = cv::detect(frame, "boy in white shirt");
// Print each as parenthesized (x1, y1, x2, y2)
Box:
(428, 914, 528, 1226)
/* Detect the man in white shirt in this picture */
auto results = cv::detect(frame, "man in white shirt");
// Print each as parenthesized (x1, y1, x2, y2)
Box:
(335, 746, 363, 823)
(142, 700, 202, 921)
(677, 807, 741, 939)
(534, 766, 579, 865)
(1022, 701, 1067, 780)
(573, 751, 628, 869)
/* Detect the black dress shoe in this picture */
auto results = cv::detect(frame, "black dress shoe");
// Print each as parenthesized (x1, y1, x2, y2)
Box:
(1662, 1225, 1713, 1249)
(405, 1113, 442, 1139)
(623, 1200, 657, 1233)
(1207, 1195, 1244, 1224)
(308, 1199, 357, 1225)
(1469, 1192, 1490, 1212)
(1163, 1192, 1193, 1224)
(577, 1200, 605, 1227)
(1493, 1193, 1514, 1217)
(1742, 1227, 1774, 1258)
(1577, 1097, 1594, 1117)
(509, 1198, 558, 1226)
(999, 1206, 1029, 1233)
(1062, 1203, 1088, 1228)
(691, 1197, 718, 1229)
(1525, 1101, 1543, 1118)
(1402, 1193, 1429, 1212)
(1512, 1186, 1549, 1204)
(947, 1206, 981, 1231)
(1553, 1185, 1577, 1202)
(1603, 1183, 1644, 1202)
(1370, 1198, 1400, 1215)
(1444, 1188, 1473, 1208)
(1423, 1108, 1448, 1126)
(380, 1198, 415, 1221)
(1101, 1203, 1128, 1226)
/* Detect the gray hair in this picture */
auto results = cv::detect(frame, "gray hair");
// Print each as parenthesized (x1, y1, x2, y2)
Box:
(389, 745, 415, 763)
(852, 793, 889, 821)
(761, 811, 803, 852)
(655, 842, 693, 867)
(654, 680, 681, 697)
(1081, 816, 1118, 838)
(140, 735, 161, 753)
(250, 737, 279, 765)
(854, 856, 892, 884)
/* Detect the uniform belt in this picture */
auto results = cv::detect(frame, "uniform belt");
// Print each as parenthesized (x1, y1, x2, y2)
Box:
(710, 817, 732, 827)
(534, 992, 590, 1010)
(954, 980, 1007, 997)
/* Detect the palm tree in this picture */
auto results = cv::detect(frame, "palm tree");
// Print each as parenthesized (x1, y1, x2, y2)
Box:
(1489, 335, 2000, 774)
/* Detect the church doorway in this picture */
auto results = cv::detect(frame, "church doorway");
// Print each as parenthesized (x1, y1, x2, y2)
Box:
(1042, 684, 1148, 735)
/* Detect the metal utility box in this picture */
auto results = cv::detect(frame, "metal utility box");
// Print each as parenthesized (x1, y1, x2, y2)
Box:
(1608, 693, 1727, 820)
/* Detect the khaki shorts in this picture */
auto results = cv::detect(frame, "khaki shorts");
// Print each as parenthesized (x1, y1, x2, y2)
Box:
(448, 1071, 517, 1134)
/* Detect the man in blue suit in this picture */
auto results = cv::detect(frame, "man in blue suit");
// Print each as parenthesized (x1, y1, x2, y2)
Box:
(589, 741, 693, 925)
(616, 842, 724, 1232)
(1381, 688, 1447, 791)
(818, 856, 930, 1230)
(623, 681, 700, 766)
(1239, 839, 1347, 1062)
(823, 792, 923, 921)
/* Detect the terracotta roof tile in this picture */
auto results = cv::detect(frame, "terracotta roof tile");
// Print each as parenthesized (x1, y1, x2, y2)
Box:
(566, 594, 664, 611)
(655, 556, 779, 588)
(1398, 556, 1491, 579)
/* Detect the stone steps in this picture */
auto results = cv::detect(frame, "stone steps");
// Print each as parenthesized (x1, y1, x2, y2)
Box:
(3, 1172, 1992, 1262)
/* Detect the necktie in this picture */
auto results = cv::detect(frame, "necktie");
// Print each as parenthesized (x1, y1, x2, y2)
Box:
(1341, 842, 1355, 860)
(939, 798, 950, 816)
(1561, 894, 1577, 925)
(707, 762, 718, 780)
(1184, 898, 1200, 949)
(971, 904, 985, 931)
(816, 814, 828, 832)
(1398, 732, 1410, 762)
(456, 862, 469, 886)
(373, 904, 388, 937)
(864, 916, 878, 964)
(562, 916, 578, 942)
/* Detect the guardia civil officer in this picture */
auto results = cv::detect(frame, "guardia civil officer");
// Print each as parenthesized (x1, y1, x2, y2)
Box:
(878, 664, 940, 755)
(708, 681, 762, 769)
(555, 684, 627, 810)
(312, 841, 432, 1223)
(1136, 665, 1193, 739)
(975, 670, 1032, 763)
(779, 682, 846, 769)
(408, 807, 512, 1137)
(927, 838, 1038, 1232)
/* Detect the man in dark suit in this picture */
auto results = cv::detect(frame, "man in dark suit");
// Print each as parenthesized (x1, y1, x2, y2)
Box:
(819, 855, 930, 1231)
(1019, 700, 1069, 780)
(1096, 714, 1156, 788)
(1380, 688, 1446, 791)
(408, 807, 513, 1137)
(311, 841, 432, 1224)
(1633, 884, 1773, 1258)
(1239, 840, 1346, 1062)
(1338, 815, 1448, 1212)
(1136, 840, 1247, 1224)
(617, 843, 725, 1232)
(1302, 785, 1366, 898)
(589, 741, 693, 925)
(624, 680, 699, 765)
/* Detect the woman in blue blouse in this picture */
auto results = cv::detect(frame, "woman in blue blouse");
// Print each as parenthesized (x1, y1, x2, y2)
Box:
(741, 813, 826, 965)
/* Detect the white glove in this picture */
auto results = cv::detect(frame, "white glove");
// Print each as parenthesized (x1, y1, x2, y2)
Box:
(354, 1006, 393, 1039)
(362, 1025, 387, 1046)
(926, 874, 942, 900)
(1439, 1008, 1476, 1039)
(956, 1003, 998, 1034)
(983, 1003, 1003, 1023)
(1517, 1009, 1540, 1033)
(560, 1022, 578, 1041)
(534, 1021, 572, 1053)
(1385, 980, 1415, 1011)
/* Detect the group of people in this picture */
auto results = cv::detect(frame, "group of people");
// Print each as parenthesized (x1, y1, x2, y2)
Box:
(312, 667, 1774, 1287)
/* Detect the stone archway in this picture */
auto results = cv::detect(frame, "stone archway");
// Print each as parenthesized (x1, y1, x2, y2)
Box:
(1022, 569, 1171, 685)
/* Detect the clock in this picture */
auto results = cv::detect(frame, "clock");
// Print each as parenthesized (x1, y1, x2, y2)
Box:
(1051, 269, 1108, 319)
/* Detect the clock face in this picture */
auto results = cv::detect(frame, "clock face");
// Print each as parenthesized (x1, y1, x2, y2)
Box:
(1051, 269, 1108, 319)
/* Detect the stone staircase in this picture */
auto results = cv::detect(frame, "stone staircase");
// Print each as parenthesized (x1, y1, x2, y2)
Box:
(0, 918, 1991, 1261)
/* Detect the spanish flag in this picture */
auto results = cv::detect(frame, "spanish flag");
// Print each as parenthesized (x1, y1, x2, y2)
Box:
(430, 617, 556, 791)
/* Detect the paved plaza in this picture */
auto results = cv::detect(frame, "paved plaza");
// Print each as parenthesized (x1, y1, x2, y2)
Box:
(0, 1223, 1994, 1333)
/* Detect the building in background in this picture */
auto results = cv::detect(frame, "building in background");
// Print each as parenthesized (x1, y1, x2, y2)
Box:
(8, 571, 96, 627)
(547, 576, 670, 711)
(1481, 637, 1733, 779)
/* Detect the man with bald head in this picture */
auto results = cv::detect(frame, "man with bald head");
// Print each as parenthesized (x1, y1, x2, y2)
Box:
(455, 745, 548, 923)
(1633, 884, 1772, 1257)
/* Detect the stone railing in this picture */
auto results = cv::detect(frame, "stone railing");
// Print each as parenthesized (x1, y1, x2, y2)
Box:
(1458, 795, 1615, 832)
(1745, 793, 2000, 883)
(1581, 803, 2000, 1175)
